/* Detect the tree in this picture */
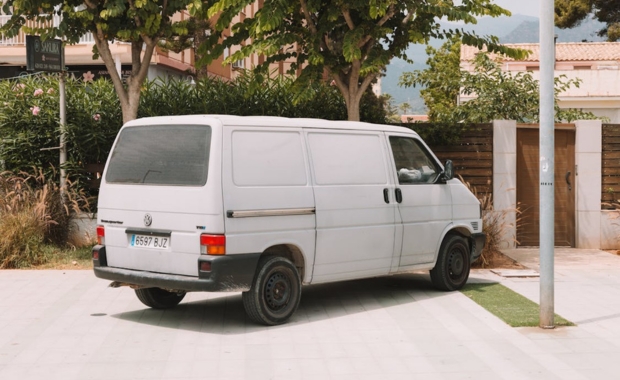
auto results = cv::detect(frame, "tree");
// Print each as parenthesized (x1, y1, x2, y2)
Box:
(555, 0, 620, 41)
(399, 102, 411, 115)
(399, 36, 462, 122)
(1, 0, 204, 123)
(200, 0, 527, 121)
(400, 39, 599, 123)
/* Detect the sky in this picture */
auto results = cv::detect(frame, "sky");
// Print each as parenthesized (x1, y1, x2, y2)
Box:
(493, 0, 540, 18)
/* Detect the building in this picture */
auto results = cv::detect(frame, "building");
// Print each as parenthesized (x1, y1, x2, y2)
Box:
(0, 3, 273, 82)
(461, 42, 620, 123)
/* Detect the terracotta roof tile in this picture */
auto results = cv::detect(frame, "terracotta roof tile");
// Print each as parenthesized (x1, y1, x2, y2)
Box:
(460, 42, 620, 62)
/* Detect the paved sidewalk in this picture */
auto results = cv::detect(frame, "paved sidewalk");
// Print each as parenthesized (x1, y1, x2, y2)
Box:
(0, 249, 619, 380)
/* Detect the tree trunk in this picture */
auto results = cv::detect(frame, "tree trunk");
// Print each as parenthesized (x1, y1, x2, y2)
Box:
(330, 62, 377, 122)
(345, 92, 361, 121)
(93, 32, 155, 124)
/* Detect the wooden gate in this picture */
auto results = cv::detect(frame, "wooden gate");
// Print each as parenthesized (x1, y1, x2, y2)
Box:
(516, 126, 575, 246)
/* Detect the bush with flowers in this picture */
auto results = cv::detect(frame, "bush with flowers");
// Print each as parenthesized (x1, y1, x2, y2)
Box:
(0, 74, 122, 207)
(0, 72, 386, 207)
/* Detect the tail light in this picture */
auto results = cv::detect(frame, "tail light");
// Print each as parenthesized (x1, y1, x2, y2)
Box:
(200, 234, 226, 255)
(96, 225, 105, 245)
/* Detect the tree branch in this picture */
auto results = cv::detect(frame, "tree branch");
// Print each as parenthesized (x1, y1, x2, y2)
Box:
(127, 0, 143, 28)
(378, 4, 396, 27)
(357, 5, 396, 48)
(343, 7, 355, 30)
(299, 0, 317, 34)
(93, 26, 128, 107)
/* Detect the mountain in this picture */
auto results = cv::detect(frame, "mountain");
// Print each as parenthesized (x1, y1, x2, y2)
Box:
(502, 17, 606, 43)
(382, 15, 606, 113)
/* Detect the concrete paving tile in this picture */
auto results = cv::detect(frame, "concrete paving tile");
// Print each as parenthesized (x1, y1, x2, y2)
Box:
(324, 357, 355, 375)
(297, 357, 330, 376)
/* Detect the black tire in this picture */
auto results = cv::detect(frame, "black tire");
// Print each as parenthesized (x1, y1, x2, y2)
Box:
(430, 234, 471, 291)
(242, 256, 301, 326)
(135, 287, 186, 309)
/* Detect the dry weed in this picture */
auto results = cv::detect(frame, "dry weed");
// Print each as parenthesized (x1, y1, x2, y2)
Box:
(0, 170, 89, 268)
(461, 177, 521, 268)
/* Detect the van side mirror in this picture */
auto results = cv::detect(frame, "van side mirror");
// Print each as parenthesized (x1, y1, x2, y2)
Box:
(442, 160, 454, 181)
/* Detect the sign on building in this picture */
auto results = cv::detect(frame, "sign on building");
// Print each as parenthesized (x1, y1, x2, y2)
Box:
(26, 35, 64, 72)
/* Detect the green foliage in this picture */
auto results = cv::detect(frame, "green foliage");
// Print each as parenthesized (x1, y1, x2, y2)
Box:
(399, 37, 462, 122)
(0, 0, 206, 122)
(200, 0, 526, 121)
(400, 39, 601, 124)
(0, 72, 386, 206)
(138, 71, 385, 122)
(0, 74, 122, 204)
(555, 0, 620, 41)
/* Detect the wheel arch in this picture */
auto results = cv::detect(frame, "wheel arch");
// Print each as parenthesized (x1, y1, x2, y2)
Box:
(433, 223, 475, 265)
(261, 244, 306, 282)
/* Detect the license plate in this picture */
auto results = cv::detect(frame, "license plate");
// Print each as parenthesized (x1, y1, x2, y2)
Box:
(131, 234, 169, 249)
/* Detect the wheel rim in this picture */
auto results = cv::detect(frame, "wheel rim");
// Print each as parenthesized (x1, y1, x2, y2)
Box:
(264, 272, 291, 311)
(447, 245, 467, 282)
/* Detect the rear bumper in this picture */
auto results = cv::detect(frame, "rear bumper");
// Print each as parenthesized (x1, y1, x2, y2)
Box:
(92, 245, 261, 292)
(470, 233, 486, 263)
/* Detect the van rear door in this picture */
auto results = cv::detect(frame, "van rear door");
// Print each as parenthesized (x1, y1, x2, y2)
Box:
(98, 120, 223, 277)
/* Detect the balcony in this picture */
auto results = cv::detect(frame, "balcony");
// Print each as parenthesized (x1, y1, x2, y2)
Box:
(0, 15, 94, 46)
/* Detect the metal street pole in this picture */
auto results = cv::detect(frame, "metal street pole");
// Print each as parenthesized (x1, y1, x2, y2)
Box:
(59, 70, 67, 200)
(539, 0, 555, 328)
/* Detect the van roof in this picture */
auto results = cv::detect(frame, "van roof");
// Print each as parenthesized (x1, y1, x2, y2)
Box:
(124, 115, 420, 136)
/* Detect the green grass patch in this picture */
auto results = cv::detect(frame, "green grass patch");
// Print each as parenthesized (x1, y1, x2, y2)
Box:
(461, 283, 575, 327)
(28, 245, 94, 270)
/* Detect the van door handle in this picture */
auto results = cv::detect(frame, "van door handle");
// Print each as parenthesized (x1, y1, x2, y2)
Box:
(383, 188, 389, 204)
(395, 188, 402, 203)
(566, 171, 572, 191)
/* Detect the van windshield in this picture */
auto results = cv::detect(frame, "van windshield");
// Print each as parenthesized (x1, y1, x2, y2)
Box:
(105, 125, 211, 186)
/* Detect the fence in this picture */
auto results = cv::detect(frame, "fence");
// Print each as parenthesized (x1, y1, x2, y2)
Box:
(602, 124, 620, 209)
(421, 123, 494, 197)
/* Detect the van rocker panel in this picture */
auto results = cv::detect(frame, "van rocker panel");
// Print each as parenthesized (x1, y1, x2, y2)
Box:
(93, 247, 261, 292)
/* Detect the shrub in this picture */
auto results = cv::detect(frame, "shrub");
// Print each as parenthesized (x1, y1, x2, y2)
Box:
(0, 170, 86, 268)
(1, 72, 387, 208)
(460, 178, 521, 268)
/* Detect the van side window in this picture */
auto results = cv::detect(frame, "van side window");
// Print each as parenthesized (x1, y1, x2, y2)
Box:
(389, 136, 440, 184)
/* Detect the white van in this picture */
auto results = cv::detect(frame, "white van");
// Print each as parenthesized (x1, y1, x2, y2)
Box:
(93, 115, 485, 325)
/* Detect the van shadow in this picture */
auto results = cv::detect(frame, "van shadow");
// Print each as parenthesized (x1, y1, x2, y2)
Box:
(111, 272, 466, 334)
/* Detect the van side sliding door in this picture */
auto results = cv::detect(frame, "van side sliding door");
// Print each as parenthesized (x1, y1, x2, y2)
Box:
(307, 130, 398, 283)
(386, 134, 453, 267)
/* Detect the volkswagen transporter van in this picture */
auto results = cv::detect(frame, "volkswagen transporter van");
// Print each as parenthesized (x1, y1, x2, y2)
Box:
(93, 115, 485, 325)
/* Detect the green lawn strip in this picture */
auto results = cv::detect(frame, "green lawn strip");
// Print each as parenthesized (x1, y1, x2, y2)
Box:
(31, 245, 94, 269)
(461, 283, 575, 327)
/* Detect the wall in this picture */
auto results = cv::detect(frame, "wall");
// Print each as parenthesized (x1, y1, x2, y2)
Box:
(492, 119, 607, 249)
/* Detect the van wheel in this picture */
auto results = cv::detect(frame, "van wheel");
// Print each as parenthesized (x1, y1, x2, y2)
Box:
(135, 288, 186, 309)
(430, 234, 470, 291)
(242, 256, 301, 326)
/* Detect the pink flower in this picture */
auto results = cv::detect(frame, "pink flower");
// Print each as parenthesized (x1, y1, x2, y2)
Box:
(47, 88, 54, 94)
(83, 71, 95, 82)
(30, 106, 40, 116)
(93, 114, 101, 121)
(34, 89, 44, 97)
(330, 80, 336, 86)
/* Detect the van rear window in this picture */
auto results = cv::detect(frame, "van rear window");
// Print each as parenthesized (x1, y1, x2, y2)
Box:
(105, 125, 211, 186)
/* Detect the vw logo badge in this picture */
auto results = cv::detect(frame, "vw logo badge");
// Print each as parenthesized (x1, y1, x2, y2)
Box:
(144, 213, 152, 227)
